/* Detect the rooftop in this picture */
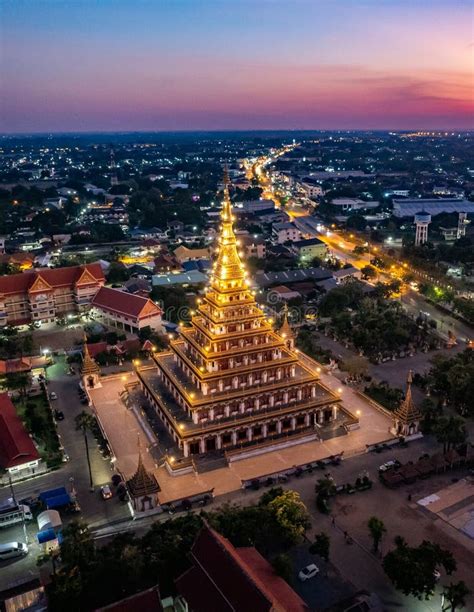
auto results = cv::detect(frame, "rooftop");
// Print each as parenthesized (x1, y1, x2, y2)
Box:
(0, 392, 40, 469)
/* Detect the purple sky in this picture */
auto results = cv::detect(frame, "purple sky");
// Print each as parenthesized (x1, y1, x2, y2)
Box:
(1, 0, 472, 132)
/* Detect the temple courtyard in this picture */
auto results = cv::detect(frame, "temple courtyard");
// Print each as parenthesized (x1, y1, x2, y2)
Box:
(89, 367, 395, 505)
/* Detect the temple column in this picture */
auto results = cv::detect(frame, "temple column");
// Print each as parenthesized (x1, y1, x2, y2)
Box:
(199, 438, 206, 453)
(209, 408, 215, 420)
(318, 411, 324, 424)
(332, 405, 338, 421)
(269, 396, 275, 407)
(277, 420, 282, 434)
(232, 431, 237, 445)
(262, 424, 268, 437)
(297, 389, 302, 401)
(291, 417, 296, 430)
(239, 401, 245, 413)
(216, 435, 222, 450)
(183, 441, 189, 457)
(305, 413, 310, 426)
(254, 397, 260, 410)
(225, 405, 230, 417)
(311, 386, 316, 398)
(192, 412, 199, 424)
(247, 427, 253, 441)
(283, 391, 289, 404)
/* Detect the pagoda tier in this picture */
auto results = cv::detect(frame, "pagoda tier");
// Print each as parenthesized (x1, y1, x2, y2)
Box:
(137, 172, 349, 458)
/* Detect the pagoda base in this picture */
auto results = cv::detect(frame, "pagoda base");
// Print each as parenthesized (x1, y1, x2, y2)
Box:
(225, 430, 320, 463)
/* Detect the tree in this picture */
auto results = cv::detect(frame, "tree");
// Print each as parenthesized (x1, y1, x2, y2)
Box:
(346, 214, 367, 231)
(75, 411, 96, 490)
(6, 371, 32, 404)
(342, 355, 369, 380)
(309, 532, 330, 561)
(383, 537, 456, 600)
(361, 265, 377, 280)
(315, 476, 336, 513)
(442, 581, 470, 611)
(271, 553, 292, 583)
(433, 416, 467, 454)
(267, 490, 311, 543)
(367, 516, 386, 553)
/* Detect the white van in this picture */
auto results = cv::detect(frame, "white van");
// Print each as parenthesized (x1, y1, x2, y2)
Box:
(0, 542, 29, 561)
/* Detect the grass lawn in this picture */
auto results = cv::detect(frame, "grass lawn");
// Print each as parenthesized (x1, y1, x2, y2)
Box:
(14, 392, 62, 467)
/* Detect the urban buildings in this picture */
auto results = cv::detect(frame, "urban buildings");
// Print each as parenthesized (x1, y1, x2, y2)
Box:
(90, 286, 163, 333)
(0, 263, 105, 327)
(136, 176, 351, 460)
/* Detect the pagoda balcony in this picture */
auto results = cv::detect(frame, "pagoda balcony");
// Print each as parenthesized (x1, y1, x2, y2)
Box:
(180, 329, 285, 358)
(203, 294, 255, 309)
(197, 304, 264, 325)
(172, 341, 297, 381)
(191, 317, 272, 341)
(153, 352, 332, 407)
(137, 366, 339, 439)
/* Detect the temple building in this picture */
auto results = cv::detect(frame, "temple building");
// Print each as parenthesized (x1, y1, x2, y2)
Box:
(126, 445, 161, 516)
(392, 371, 422, 437)
(136, 173, 352, 460)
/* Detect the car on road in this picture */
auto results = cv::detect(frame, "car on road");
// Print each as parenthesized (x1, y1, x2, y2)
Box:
(101, 485, 113, 500)
(298, 564, 320, 581)
(54, 410, 64, 421)
(49, 392, 58, 400)
(378, 460, 401, 472)
(0, 542, 29, 561)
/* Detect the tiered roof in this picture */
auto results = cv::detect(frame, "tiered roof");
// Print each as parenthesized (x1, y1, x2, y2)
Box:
(81, 337, 101, 377)
(126, 448, 160, 497)
(0, 263, 104, 296)
(393, 371, 422, 424)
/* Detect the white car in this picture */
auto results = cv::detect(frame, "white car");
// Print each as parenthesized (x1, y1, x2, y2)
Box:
(378, 460, 400, 472)
(298, 563, 320, 581)
(49, 392, 58, 401)
(101, 485, 112, 500)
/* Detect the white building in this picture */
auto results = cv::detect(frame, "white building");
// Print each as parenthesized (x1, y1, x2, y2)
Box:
(272, 222, 301, 244)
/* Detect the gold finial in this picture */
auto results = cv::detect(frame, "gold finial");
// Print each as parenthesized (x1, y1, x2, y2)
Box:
(407, 370, 413, 385)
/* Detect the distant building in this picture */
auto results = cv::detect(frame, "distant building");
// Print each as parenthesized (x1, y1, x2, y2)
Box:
(331, 198, 379, 212)
(272, 222, 301, 244)
(392, 198, 474, 218)
(292, 238, 327, 262)
(0, 263, 105, 327)
(0, 392, 40, 478)
(236, 199, 275, 213)
(300, 180, 324, 198)
(268, 285, 301, 301)
(152, 270, 208, 287)
(333, 266, 362, 284)
(175, 525, 308, 612)
(174, 245, 211, 263)
(240, 235, 266, 259)
(91, 286, 163, 333)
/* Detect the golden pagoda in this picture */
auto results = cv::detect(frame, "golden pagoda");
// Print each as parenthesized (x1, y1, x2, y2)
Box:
(136, 172, 348, 460)
(392, 370, 422, 436)
(81, 335, 101, 388)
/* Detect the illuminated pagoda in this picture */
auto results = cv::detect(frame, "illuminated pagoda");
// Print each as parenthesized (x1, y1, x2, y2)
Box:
(137, 172, 350, 461)
(392, 370, 422, 437)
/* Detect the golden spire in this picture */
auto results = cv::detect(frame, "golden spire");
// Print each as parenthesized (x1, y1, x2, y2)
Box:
(81, 333, 100, 376)
(279, 304, 293, 339)
(211, 167, 247, 290)
(394, 370, 421, 423)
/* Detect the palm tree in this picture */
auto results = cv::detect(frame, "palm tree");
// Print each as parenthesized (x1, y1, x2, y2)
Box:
(442, 581, 470, 611)
(368, 516, 387, 553)
(75, 411, 96, 491)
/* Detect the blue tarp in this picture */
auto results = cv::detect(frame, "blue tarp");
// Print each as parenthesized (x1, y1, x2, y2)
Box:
(39, 487, 67, 501)
(39, 488, 71, 508)
(45, 494, 71, 509)
(37, 528, 56, 544)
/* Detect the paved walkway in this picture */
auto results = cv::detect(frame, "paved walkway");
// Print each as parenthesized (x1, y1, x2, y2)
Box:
(90, 363, 394, 504)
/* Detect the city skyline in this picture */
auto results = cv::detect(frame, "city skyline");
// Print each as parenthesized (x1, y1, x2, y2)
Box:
(1, 0, 473, 133)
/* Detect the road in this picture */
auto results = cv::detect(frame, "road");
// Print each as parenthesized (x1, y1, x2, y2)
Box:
(0, 357, 130, 593)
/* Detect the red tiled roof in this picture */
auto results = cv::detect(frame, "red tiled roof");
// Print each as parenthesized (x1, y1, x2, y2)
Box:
(176, 526, 305, 612)
(0, 358, 32, 375)
(0, 393, 39, 469)
(0, 263, 105, 296)
(96, 586, 163, 612)
(85, 342, 108, 358)
(91, 286, 161, 319)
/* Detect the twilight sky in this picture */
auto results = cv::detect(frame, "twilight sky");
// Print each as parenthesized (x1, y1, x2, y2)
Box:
(0, 0, 473, 133)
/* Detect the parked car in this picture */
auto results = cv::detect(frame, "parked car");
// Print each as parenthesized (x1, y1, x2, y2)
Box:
(0, 542, 29, 561)
(54, 410, 65, 421)
(49, 392, 58, 401)
(298, 564, 320, 581)
(379, 460, 401, 472)
(101, 485, 113, 500)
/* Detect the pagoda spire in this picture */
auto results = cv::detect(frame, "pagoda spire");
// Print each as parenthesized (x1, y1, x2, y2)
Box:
(392, 370, 422, 435)
(279, 304, 295, 349)
(81, 334, 100, 376)
(127, 434, 160, 498)
(211, 167, 247, 290)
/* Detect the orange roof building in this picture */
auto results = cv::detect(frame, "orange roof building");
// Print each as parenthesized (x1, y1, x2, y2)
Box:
(176, 525, 308, 612)
(91, 286, 163, 333)
(0, 263, 105, 327)
(0, 392, 40, 474)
